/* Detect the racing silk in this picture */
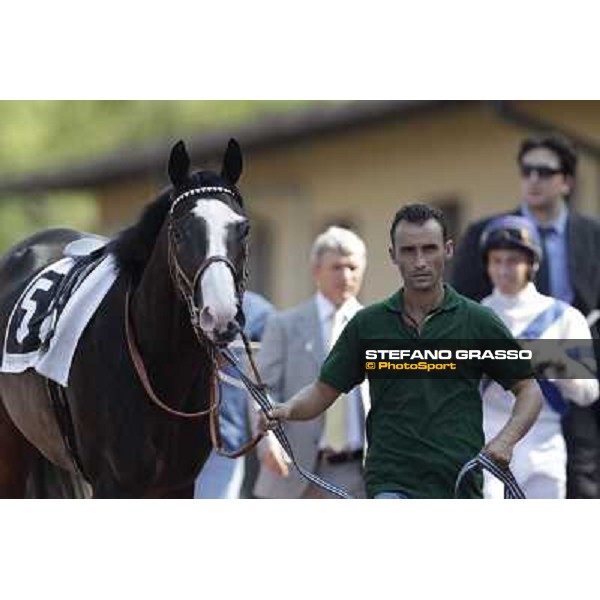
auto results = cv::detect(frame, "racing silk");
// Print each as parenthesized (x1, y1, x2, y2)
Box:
(482, 282, 598, 429)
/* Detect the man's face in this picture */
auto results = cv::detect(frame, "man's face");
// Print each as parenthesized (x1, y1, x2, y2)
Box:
(388, 219, 453, 292)
(487, 248, 532, 296)
(312, 250, 365, 307)
(519, 147, 571, 210)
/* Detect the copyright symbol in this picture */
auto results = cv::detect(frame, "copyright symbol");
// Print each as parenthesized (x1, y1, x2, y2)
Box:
(366, 362, 376, 370)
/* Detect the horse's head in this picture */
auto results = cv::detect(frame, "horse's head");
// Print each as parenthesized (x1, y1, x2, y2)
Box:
(166, 139, 249, 346)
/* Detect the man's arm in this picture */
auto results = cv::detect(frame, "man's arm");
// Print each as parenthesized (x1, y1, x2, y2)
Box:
(483, 377, 543, 466)
(260, 380, 340, 431)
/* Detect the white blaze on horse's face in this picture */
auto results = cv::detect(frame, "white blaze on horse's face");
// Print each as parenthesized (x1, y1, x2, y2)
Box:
(192, 199, 245, 338)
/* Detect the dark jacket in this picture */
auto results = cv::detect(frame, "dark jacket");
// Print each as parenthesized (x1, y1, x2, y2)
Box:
(452, 207, 600, 320)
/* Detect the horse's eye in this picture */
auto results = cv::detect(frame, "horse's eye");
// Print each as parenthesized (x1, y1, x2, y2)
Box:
(237, 221, 250, 238)
(171, 227, 183, 243)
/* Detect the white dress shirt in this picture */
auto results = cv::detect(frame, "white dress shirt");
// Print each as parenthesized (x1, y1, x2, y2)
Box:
(315, 292, 365, 452)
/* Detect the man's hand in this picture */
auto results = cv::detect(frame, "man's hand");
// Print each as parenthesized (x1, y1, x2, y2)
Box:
(482, 436, 513, 469)
(258, 403, 291, 433)
(482, 377, 542, 469)
(261, 437, 290, 477)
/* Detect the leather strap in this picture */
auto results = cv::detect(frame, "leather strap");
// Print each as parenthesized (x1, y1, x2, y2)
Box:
(125, 287, 214, 419)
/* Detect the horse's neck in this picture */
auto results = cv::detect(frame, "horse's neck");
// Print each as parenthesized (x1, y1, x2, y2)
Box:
(130, 231, 212, 405)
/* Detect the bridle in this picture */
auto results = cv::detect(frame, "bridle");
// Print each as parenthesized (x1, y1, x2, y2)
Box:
(123, 188, 526, 499)
(122, 184, 350, 492)
(125, 185, 249, 421)
(166, 186, 249, 338)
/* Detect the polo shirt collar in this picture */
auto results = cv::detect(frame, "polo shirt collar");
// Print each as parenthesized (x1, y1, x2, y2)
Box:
(383, 283, 461, 315)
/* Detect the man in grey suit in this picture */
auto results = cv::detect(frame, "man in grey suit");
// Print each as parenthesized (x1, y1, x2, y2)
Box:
(253, 226, 368, 498)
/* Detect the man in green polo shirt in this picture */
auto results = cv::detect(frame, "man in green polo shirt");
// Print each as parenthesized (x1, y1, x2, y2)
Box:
(261, 204, 543, 498)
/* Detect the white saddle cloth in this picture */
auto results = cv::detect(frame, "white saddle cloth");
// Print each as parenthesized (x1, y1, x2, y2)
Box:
(1, 243, 118, 386)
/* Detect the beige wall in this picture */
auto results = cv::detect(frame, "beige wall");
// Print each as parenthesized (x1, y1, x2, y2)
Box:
(94, 101, 600, 310)
(96, 178, 159, 234)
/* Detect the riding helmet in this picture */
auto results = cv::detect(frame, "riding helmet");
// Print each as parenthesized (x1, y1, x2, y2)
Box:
(479, 215, 542, 264)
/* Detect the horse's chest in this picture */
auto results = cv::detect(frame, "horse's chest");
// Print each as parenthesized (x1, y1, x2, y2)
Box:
(129, 419, 211, 490)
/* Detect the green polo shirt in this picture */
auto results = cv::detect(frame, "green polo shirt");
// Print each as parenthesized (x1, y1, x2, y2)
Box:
(319, 284, 533, 499)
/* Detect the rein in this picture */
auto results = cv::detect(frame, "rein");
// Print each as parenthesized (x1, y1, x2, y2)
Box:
(124, 285, 264, 459)
(125, 287, 523, 500)
(218, 345, 355, 499)
(454, 452, 526, 499)
(220, 339, 527, 500)
(124, 287, 216, 419)
(124, 278, 351, 496)
(167, 246, 244, 333)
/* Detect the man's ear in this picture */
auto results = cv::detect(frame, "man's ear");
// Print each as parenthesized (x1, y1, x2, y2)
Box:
(388, 245, 397, 265)
(530, 261, 540, 276)
(311, 260, 320, 284)
(445, 239, 455, 260)
(562, 175, 574, 198)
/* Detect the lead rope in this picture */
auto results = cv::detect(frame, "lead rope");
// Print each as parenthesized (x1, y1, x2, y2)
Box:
(218, 342, 354, 499)
(208, 365, 264, 460)
(209, 330, 268, 459)
(454, 452, 526, 499)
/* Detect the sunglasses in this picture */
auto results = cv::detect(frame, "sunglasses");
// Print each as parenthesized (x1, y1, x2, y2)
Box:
(520, 164, 562, 179)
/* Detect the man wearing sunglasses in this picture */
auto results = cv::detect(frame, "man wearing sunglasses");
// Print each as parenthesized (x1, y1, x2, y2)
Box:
(452, 132, 600, 498)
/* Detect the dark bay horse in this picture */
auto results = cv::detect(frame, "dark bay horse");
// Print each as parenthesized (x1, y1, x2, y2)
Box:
(0, 139, 250, 498)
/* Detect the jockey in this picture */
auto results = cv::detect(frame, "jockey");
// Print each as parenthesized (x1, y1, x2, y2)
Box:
(479, 215, 598, 499)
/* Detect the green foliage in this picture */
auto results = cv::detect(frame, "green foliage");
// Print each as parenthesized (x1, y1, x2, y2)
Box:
(0, 100, 312, 175)
(0, 100, 317, 252)
(0, 193, 98, 253)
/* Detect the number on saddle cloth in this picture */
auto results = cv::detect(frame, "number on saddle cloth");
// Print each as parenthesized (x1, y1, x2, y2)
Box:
(4, 238, 109, 358)
(5, 258, 75, 356)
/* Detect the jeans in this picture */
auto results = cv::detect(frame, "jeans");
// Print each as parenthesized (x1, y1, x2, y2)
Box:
(374, 491, 410, 499)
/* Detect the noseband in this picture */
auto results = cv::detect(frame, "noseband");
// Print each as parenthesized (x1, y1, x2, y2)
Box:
(168, 249, 243, 335)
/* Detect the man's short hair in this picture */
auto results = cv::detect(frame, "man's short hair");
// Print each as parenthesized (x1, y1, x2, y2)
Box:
(310, 226, 367, 266)
(517, 132, 578, 177)
(389, 203, 448, 245)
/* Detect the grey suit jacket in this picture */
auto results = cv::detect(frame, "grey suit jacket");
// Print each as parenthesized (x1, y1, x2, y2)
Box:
(252, 297, 369, 499)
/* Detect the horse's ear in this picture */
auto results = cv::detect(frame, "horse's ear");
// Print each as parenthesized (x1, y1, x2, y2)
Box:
(168, 140, 191, 188)
(221, 138, 243, 185)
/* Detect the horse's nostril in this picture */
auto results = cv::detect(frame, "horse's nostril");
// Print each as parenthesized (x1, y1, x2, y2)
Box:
(213, 321, 239, 346)
(198, 306, 216, 331)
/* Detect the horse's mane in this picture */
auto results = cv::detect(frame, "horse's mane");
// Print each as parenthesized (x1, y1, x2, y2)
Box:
(108, 187, 172, 281)
(108, 171, 244, 282)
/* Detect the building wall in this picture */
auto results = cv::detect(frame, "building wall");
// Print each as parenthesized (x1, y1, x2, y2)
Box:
(94, 101, 600, 310)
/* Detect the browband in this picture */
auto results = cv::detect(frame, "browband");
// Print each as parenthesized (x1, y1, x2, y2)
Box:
(170, 186, 237, 213)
